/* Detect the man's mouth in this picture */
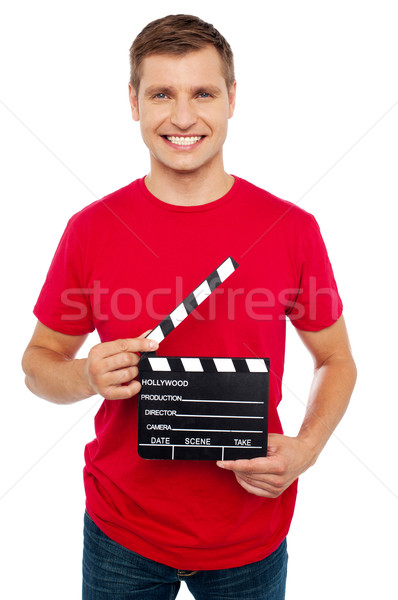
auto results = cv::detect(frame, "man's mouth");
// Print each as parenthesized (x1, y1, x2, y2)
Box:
(163, 135, 204, 146)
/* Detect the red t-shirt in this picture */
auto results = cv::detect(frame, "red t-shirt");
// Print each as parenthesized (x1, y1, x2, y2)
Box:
(34, 176, 342, 570)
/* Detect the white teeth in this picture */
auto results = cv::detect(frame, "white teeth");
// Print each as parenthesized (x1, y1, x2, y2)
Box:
(166, 136, 203, 145)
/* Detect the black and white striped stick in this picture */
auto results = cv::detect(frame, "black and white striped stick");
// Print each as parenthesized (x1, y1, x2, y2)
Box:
(145, 256, 239, 345)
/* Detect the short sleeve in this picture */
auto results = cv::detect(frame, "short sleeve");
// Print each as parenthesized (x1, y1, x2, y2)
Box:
(33, 215, 95, 335)
(286, 214, 343, 331)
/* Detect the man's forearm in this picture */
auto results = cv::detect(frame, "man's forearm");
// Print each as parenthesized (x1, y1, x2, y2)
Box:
(22, 346, 93, 405)
(297, 352, 357, 465)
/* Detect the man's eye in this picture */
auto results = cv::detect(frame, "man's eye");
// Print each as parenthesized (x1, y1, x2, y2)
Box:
(198, 92, 211, 98)
(154, 93, 168, 99)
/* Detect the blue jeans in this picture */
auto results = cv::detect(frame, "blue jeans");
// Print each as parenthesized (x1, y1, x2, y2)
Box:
(82, 511, 288, 600)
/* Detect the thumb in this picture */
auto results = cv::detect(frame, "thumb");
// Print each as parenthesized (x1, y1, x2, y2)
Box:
(138, 329, 154, 339)
(137, 329, 160, 352)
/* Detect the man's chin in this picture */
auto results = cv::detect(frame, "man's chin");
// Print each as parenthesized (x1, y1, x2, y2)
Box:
(153, 158, 210, 177)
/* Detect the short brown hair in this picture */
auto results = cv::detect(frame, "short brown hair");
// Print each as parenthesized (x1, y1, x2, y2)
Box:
(129, 14, 235, 93)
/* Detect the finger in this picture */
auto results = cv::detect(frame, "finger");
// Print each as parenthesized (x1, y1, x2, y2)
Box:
(101, 365, 139, 387)
(101, 352, 141, 374)
(217, 459, 252, 471)
(217, 457, 272, 474)
(237, 474, 284, 496)
(103, 379, 142, 401)
(121, 336, 160, 353)
(242, 473, 284, 488)
(138, 329, 154, 339)
(238, 473, 286, 494)
(235, 475, 280, 499)
(92, 337, 159, 360)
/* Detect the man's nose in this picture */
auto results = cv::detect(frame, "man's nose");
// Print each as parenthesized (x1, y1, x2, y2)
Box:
(170, 98, 198, 130)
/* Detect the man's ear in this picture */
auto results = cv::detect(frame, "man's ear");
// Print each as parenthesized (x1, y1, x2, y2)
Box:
(228, 81, 237, 119)
(128, 83, 140, 121)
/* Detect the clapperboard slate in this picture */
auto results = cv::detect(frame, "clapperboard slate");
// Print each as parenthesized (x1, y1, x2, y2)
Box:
(138, 257, 270, 460)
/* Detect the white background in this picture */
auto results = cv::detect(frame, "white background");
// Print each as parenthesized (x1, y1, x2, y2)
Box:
(1, 1, 397, 598)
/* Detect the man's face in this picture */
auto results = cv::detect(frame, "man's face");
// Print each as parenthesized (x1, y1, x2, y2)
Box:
(129, 46, 236, 176)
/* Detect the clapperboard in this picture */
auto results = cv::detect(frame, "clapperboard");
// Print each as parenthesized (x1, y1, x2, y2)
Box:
(138, 257, 270, 460)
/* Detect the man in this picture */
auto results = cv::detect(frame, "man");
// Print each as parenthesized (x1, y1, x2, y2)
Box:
(22, 14, 356, 600)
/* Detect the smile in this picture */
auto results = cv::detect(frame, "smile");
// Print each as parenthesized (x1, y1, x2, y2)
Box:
(165, 135, 203, 146)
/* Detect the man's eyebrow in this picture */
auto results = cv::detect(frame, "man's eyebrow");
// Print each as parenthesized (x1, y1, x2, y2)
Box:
(144, 85, 223, 97)
(193, 85, 222, 96)
(144, 86, 175, 97)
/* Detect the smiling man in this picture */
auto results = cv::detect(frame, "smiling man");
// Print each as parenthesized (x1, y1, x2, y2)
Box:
(22, 14, 356, 600)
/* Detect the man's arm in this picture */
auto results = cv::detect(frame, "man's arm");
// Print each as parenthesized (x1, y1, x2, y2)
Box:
(22, 321, 159, 405)
(216, 314, 357, 497)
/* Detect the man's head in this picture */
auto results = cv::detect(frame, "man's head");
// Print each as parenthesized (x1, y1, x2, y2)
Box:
(129, 14, 235, 96)
(128, 15, 236, 180)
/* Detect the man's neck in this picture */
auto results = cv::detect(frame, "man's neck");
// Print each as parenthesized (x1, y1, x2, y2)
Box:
(144, 165, 234, 207)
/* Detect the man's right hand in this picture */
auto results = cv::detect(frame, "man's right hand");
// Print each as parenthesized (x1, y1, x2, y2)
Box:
(22, 322, 159, 404)
(85, 332, 159, 400)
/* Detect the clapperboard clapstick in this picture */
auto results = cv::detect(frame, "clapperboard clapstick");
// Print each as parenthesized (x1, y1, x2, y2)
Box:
(138, 257, 269, 460)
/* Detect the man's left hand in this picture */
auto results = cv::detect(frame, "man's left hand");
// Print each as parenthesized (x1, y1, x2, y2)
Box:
(216, 433, 317, 498)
